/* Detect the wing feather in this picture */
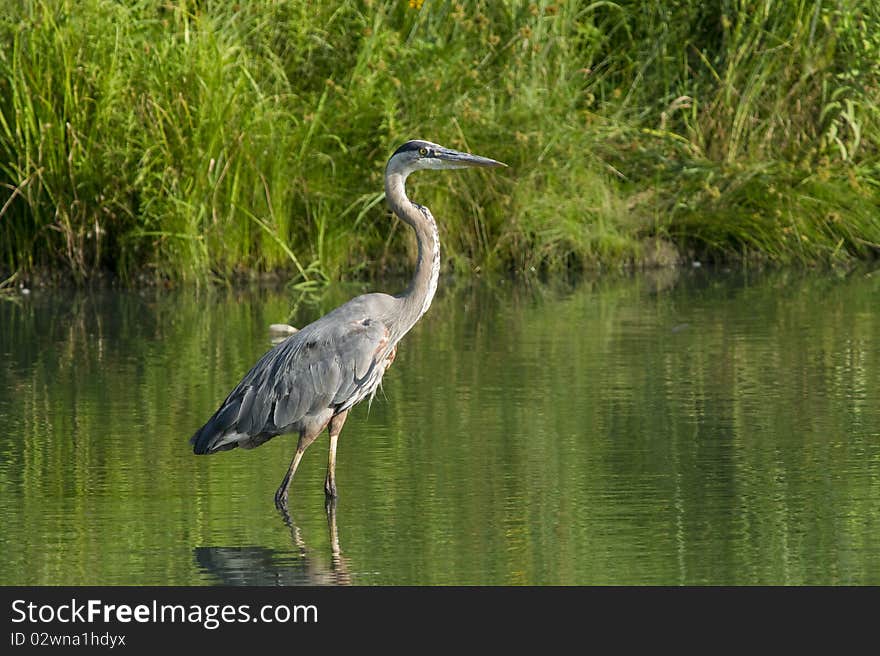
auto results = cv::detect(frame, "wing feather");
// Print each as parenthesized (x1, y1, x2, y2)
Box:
(190, 297, 395, 454)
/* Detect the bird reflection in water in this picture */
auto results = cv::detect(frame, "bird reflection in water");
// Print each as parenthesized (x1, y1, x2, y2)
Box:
(194, 500, 350, 586)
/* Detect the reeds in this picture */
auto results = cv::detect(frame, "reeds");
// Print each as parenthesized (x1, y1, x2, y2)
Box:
(1, 0, 878, 282)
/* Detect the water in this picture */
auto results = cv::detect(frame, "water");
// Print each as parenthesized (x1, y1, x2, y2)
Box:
(1, 269, 878, 585)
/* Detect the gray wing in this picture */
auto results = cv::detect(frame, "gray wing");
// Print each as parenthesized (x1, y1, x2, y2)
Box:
(190, 302, 392, 454)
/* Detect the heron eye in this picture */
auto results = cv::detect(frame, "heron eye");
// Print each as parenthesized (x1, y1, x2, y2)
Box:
(418, 147, 428, 157)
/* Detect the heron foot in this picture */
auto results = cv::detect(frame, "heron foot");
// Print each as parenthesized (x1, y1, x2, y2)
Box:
(324, 476, 337, 499)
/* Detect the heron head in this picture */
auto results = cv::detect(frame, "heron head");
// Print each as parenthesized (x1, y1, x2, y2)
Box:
(386, 140, 506, 178)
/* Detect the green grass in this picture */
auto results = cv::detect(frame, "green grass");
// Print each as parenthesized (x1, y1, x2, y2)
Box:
(0, 0, 878, 283)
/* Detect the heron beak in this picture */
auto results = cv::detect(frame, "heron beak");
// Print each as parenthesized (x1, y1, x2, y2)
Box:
(435, 147, 507, 169)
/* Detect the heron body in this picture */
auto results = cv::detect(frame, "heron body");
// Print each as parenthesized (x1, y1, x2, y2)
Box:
(190, 140, 505, 508)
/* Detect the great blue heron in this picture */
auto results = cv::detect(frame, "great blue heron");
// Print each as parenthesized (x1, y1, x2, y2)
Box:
(190, 140, 505, 508)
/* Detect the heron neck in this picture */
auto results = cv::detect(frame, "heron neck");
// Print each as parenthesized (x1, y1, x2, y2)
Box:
(385, 171, 440, 336)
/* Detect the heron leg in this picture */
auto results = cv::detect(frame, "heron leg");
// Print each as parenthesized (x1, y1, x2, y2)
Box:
(274, 448, 305, 510)
(324, 410, 349, 499)
(274, 418, 331, 509)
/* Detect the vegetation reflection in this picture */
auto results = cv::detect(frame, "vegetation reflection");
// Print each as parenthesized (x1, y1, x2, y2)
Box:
(0, 271, 878, 584)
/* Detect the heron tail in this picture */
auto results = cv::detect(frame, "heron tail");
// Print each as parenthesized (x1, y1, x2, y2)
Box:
(190, 427, 234, 454)
(190, 403, 240, 454)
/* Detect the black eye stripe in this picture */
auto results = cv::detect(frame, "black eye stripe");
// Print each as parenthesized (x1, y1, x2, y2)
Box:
(392, 140, 435, 158)
(389, 141, 447, 161)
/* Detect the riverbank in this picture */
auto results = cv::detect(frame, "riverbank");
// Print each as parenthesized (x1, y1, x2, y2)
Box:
(1, 1, 878, 284)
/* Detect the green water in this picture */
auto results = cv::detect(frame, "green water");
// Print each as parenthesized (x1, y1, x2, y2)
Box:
(1, 269, 878, 585)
